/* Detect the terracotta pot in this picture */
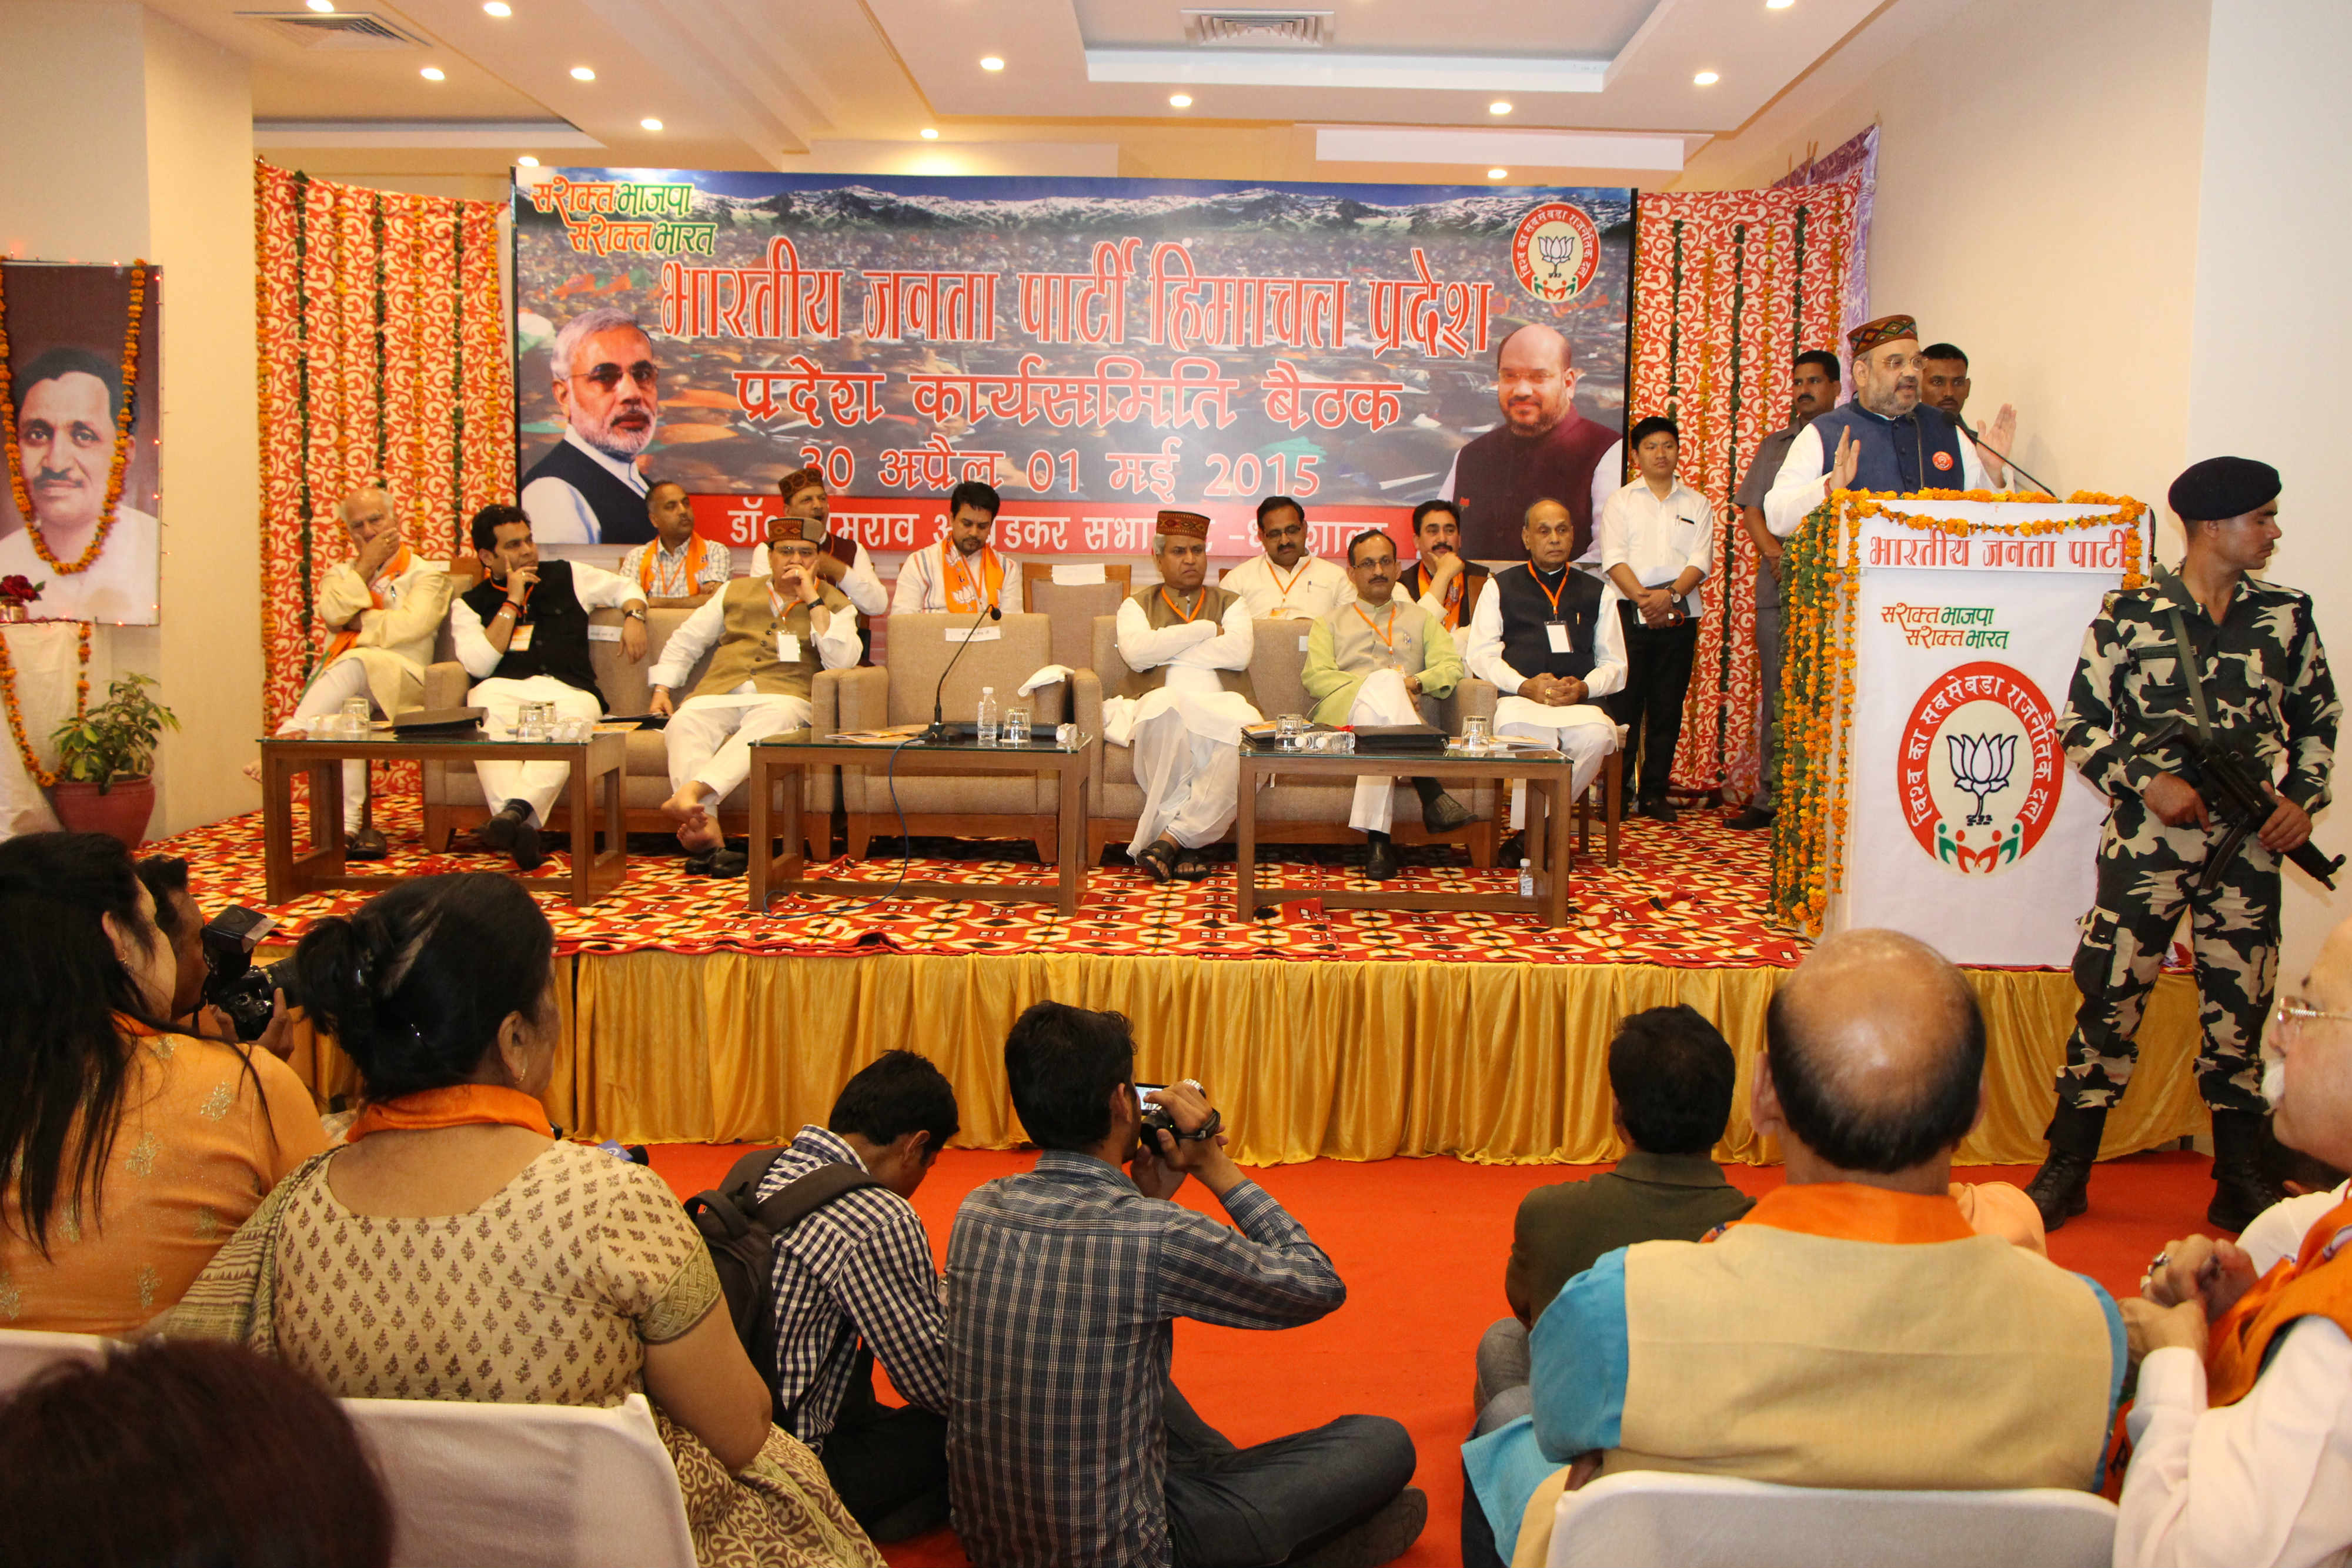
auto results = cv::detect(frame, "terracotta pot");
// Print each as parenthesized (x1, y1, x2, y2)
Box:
(49, 777, 157, 847)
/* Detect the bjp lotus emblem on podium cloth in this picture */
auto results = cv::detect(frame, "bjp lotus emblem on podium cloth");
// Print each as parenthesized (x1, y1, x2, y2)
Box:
(1511, 202, 1601, 304)
(1897, 660, 2064, 877)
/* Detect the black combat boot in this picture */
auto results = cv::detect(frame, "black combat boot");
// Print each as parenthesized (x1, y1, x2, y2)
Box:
(2025, 1100, 2107, 1231)
(2207, 1108, 2285, 1233)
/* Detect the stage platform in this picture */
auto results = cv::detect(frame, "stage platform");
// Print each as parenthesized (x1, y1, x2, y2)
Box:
(153, 800, 2208, 1166)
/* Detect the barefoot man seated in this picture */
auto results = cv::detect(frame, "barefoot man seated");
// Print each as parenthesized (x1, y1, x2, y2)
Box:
(646, 526, 859, 873)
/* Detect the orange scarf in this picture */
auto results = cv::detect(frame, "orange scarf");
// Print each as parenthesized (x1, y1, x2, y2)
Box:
(344, 1084, 554, 1144)
(2207, 1193, 2352, 1407)
(323, 545, 413, 664)
(1417, 562, 1465, 629)
(637, 533, 707, 598)
(942, 541, 1003, 614)
(1726, 1182, 1978, 1244)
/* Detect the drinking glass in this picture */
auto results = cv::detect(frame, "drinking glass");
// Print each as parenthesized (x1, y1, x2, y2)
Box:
(340, 697, 371, 739)
(1460, 715, 1492, 754)
(1277, 713, 1306, 750)
(1003, 704, 1031, 746)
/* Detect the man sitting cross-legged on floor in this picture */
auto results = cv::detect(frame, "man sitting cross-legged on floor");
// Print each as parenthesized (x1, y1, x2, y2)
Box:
(1301, 528, 1472, 881)
(1461, 928, 2128, 1568)
(754, 1051, 960, 1543)
(1470, 1005, 1754, 1440)
(947, 1001, 1425, 1568)
(647, 525, 858, 875)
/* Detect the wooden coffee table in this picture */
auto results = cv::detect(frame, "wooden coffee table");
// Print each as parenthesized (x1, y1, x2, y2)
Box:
(1234, 743, 1577, 927)
(748, 733, 1095, 916)
(259, 729, 628, 906)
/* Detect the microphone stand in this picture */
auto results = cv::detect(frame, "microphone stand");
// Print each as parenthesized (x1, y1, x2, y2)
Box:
(925, 600, 1003, 743)
(1958, 417, 2060, 498)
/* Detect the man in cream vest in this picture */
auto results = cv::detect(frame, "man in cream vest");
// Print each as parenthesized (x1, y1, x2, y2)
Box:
(1105, 509, 1260, 883)
(261, 486, 451, 859)
(1460, 929, 2127, 1568)
(648, 527, 858, 873)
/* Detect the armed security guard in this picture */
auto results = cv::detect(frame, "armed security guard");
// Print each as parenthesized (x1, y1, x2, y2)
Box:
(2027, 457, 2339, 1234)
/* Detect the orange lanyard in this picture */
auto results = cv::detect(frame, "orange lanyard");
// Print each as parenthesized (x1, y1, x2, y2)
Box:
(1160, 587, 1205, 623)
(767, 581, 791, 623)
(639, 535, 705, 597)
(1353, 601, 1398, 650)
(1532, 567, 1569, 621)
(1265, 557, 1309, 601)
(943, 541, 1002, 613)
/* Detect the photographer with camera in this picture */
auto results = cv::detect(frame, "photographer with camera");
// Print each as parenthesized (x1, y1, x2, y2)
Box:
(945, 1002, 1424, 1568)
(0, 832, 327, 1336)
(133, 858, 298, 1058)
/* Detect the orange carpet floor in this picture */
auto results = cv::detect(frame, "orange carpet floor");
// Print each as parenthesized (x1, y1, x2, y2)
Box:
(644, 1144, 2219, 1567)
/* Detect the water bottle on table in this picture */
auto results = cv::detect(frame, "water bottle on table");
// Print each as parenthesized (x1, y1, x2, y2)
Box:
(975, 686, 998, 745)
(1518, 858, 1535, 898)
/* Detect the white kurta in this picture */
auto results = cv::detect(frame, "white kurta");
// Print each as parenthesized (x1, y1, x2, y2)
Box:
(1760, 416, 2004, 539)
(1461, 569, 1626, 813)
(1107, 593, 1261, 857)
(454, 561, 644, 820)
(1218, 553, 1351, 621)
(888, 541, 1024, 616)
(276, 551, 454, 829)
(652, 584, 863, 800)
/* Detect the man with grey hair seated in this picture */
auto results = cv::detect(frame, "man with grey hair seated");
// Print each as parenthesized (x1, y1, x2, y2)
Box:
(520, 306, 662, 545)
(258, 486, 450, 859)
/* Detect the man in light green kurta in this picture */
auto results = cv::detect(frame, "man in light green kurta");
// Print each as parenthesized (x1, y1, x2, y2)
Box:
(1302, 529, 1473, 878)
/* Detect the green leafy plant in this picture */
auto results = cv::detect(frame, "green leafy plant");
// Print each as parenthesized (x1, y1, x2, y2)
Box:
(51, 673, 178, 792)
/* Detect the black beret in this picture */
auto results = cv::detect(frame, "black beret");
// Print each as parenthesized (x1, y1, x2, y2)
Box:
(2169, 456, 2280, 523)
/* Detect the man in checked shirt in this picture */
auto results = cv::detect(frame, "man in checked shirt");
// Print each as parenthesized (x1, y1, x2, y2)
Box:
(753, 1050, 960, 1541)
(946, 1002, 1424, 1568)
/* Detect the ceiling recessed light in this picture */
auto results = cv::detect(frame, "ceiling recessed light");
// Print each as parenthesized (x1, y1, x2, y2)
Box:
(980, 55, 1004, 71)
(1766, 0, 1795, 7)
(1488, 168, 1508, 180)
(420, 66, 446, 81)
(1489, 100, 1512, 115)
(483, 0, 512, 14)
(920, 127, 940, 139)
(1168, 92, 1192, 108)
(570, 65, 596, 81)
(640, 117, 663, 131)
(517, 155, 540, 167)
(306, 0, 333, 11)
(1693, 69, 1720, 85)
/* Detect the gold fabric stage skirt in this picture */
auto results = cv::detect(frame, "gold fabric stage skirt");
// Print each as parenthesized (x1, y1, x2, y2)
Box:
(295, 952, 2204, 1166)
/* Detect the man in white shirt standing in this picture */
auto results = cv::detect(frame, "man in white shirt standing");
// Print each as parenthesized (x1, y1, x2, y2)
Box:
(646, 526, 860, 875)
(616, 480, 730, 608)
(518, 307, 661, 547)
(889, 480, 1023, 616)
(1599, 416, 1713, 823)
(1218, 496, 1349, 622)
(449, 504, 649, 869)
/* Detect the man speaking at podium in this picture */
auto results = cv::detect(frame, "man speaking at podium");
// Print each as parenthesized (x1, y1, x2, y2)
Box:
(1760, 315, 2017, 541)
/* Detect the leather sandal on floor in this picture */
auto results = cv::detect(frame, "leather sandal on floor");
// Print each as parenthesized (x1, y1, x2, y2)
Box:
(1135, 840, 1180, 883)
(1174, 850, 1214, 881)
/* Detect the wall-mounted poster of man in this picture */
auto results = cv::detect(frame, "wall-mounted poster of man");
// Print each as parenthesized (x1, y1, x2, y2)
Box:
(517, 305, 659, 546)
(0, 262, 162, 626)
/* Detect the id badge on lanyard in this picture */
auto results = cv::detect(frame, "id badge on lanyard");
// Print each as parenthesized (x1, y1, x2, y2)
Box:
(508, 621, 536, 653)
(1545, 620, 1571, 655)
(776, 630, 802, 664)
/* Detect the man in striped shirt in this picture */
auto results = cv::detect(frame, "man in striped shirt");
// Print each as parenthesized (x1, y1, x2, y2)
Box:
(946, 1002, 1425, 1568)
(753, 1051, 960, 1541)
(616, 480, 731, 608)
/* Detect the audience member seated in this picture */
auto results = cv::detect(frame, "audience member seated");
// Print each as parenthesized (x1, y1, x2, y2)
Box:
(451, 503, 650, 870)
(2241, 1131, 2348, 1276)
(1461, 929, 2126, 1568)
(0, 833, 326, 1336)
(756, 1051, 959, 1542)
(754, 468, 888, 626)
(134, 855, 292, 1057)
(1398, 498, 1490, 634)
(646, 526, 858, 875)
(260, 486, 452, 860)
(0, 1338, 393, 1568)
(2116, 913, 2352, 1567)
(1302, 527, 1472, 880)
(1471, 1005, 1754, 1438)
(619, 480, 732, 609)
(946, 1001, 1425, 1568)
(162, 872, 881, 1568)
(1221, 494, 1350, 620)
(890, 480, 1023, 615)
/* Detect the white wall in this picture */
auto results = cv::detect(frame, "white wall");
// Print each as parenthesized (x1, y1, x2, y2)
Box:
(2186, 0, 2352, 983)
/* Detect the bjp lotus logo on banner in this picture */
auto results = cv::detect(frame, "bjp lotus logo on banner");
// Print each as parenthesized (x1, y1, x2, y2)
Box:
(1897, 661, 2064, 877)
(1511, 202, 1601, 304)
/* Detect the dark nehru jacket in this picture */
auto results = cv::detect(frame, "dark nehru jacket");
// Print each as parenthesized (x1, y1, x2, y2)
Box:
(1803, 401, 1969, 493)
(1452, 408, 1621, 561)
(519, 439, 654, 545)
(459, 560, 604, 704)
(1494, 561, 1604, 684)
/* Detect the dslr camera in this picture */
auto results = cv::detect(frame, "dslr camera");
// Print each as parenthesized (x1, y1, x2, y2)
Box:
(199, 906, 303, 1042)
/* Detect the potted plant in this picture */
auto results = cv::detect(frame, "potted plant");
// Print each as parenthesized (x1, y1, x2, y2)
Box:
(49, 673, 178, 846)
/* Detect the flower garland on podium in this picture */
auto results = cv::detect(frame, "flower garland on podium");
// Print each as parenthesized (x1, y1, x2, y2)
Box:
(0, 261, 149, 576)
(1769, 489, 2148, 933)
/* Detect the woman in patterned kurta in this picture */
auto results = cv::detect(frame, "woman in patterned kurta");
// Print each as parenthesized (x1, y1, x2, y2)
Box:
(167, 873, 878, 1568)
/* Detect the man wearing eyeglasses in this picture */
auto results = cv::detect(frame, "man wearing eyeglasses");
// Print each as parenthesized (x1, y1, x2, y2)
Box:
(519, 307, 662, 546)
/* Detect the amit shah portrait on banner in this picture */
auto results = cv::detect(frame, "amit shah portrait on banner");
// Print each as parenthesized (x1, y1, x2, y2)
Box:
(0, 261, 162, 626)
(509, 171, 1631, 564)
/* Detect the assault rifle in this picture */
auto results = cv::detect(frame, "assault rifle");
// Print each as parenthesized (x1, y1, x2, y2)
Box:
(2145, 718, 2344, 891)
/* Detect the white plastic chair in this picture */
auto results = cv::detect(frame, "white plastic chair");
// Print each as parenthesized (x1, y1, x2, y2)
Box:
(1545, 1470, 2118, 1568)
(0, 1326, 110, 1396)
(342, 1392, 697, 1568)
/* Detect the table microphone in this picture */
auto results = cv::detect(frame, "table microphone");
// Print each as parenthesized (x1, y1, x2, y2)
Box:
(1956, 417, 2060, 499)
(926, 601, 1002, 743)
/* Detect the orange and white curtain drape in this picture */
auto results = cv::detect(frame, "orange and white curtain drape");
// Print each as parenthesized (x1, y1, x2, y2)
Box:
(254, 161, 513, 732)
(1629, 179, 1862, 805)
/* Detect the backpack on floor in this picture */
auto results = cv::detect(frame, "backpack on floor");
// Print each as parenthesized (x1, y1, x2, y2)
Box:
(683, 1146, 880, 1363)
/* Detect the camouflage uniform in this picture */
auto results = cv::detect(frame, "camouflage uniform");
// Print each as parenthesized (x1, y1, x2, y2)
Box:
(2056, 569, 2338, 1112)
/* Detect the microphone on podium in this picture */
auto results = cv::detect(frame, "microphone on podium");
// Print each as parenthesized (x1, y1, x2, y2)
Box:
(927, 600, 1003, 743)
(1956, 416, 2059, 498)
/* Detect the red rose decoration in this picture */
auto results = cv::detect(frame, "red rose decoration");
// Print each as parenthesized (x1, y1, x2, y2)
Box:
(0, 574, 42, 604)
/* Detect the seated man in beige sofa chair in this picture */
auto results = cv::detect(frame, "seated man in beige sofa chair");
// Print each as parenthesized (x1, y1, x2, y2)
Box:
(647, 526, 858, 875)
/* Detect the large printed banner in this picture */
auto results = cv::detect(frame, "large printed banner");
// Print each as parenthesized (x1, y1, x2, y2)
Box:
(1833, 500, 2138, 966)
(512, 170, 1631, 560)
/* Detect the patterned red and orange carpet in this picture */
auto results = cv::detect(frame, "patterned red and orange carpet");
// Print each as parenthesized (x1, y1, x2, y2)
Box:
(151, 800, 1805, 968)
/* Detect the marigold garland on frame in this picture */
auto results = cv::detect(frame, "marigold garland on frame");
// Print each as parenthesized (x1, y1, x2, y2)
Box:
(0, 262, 148, 576)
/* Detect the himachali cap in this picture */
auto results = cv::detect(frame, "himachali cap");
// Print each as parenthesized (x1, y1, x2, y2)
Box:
(1155, 509, 1211, 540)
(1848, 313, 1919, 354)
(2169, 456, 2281, 523)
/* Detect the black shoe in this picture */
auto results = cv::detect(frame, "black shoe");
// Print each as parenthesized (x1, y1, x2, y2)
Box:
(2207, 1108, 2284, 1233)
(1288, 1487, 1428, 1568)
(1412, 777, 1472, 833)
(477, 801, 523, 854)
(1495, 832, 1524, 867)
(2025, 1100, 2108, 1231)
(1637, 797, 1680, 824)
(1725, 806, 1776, 831)
(346, 826, 389, 861)
(482, 800, 546, 872)
(1365, 834, 1401, 881)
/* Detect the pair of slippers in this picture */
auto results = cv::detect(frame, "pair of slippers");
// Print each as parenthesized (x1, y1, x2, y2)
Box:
(683, 845, 748, 878)
(1135, 841, 1212, 884)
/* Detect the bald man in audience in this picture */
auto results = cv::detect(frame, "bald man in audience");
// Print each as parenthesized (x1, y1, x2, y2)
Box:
(1460, 930, 2128, 1568)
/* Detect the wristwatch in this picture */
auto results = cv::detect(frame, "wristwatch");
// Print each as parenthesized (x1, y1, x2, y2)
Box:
(623, 608, 648, 622)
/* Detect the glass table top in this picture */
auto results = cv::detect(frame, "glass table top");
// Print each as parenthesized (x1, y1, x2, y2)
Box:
(761, 728, 1093, 754)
